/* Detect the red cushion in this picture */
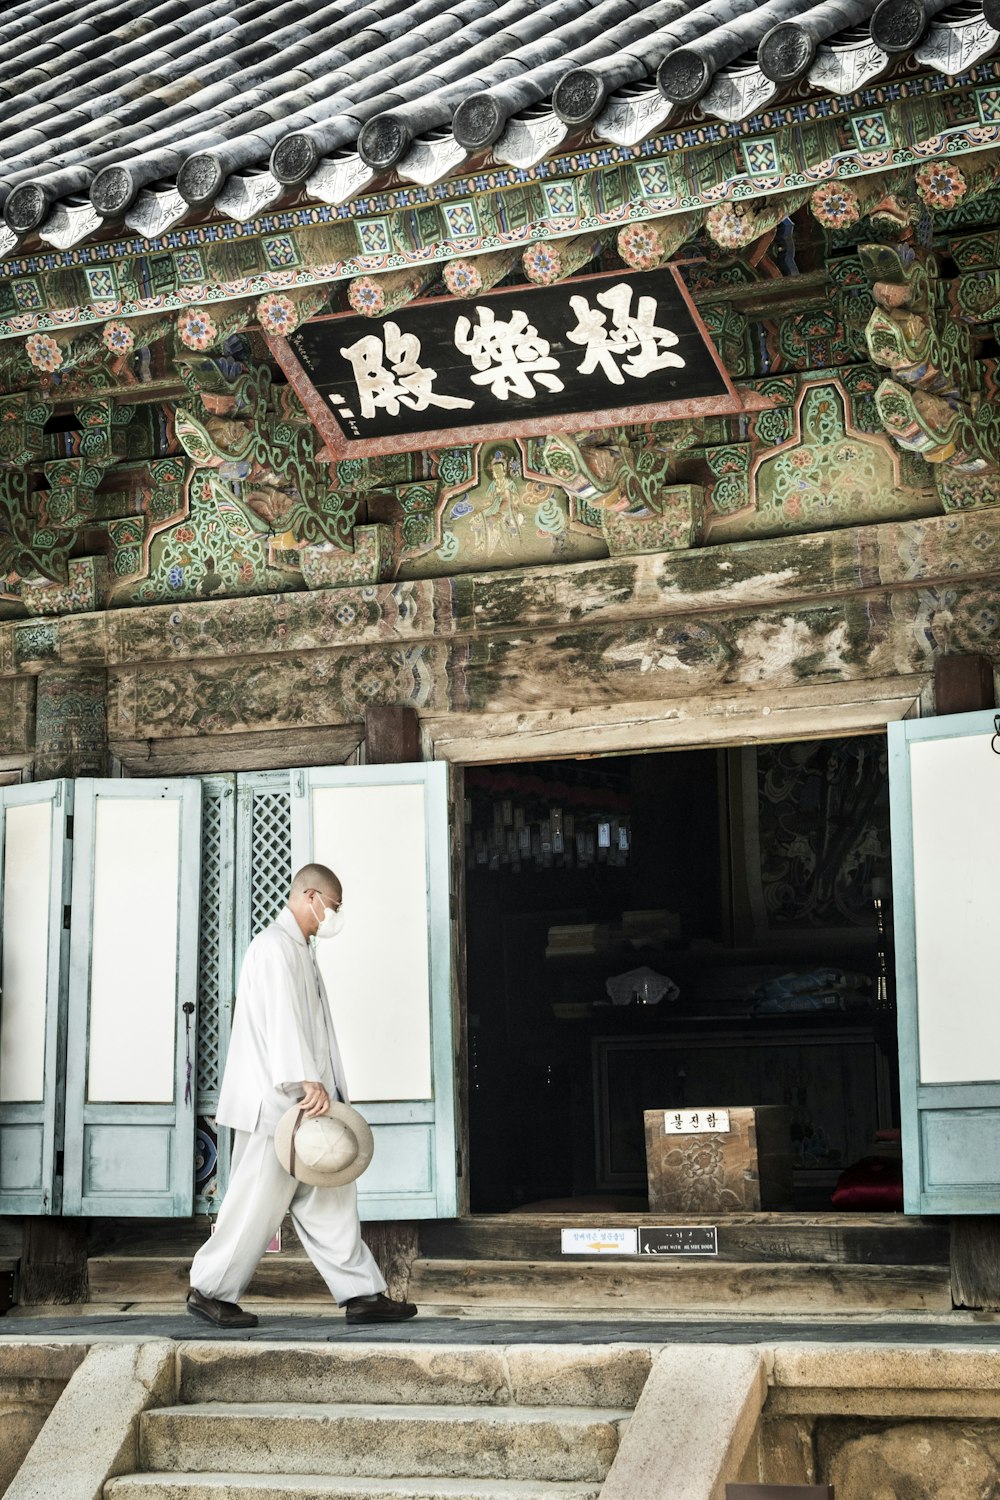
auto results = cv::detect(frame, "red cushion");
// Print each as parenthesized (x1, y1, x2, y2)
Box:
(831, 1156, 904, 1211)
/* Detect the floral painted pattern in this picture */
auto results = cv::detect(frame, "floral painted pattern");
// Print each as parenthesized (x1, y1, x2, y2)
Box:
(617, 222, 664, 271)
(176, 309, 219, 351)
(102, 321, 135, 356)
(256, 293, 299, 335)
(522, 243, 560, 285)
(347, 278, 385, 316)
(25, 333, 64, 371)
(443, 261, 482, 296)
(809, 182, 861, 228)
(914, 161, 967, 210)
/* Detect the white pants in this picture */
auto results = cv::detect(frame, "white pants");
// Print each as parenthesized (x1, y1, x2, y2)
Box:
(189, 1129, 386, 1306)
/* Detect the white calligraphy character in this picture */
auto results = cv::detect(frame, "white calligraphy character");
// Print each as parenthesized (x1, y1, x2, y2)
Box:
(339, 321, 474, 421)
(567, 282, 686, 385)
(454, 307, 564, 400)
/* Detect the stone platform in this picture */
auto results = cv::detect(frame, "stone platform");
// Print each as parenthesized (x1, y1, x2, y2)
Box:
(3, 1311, 999, 1345)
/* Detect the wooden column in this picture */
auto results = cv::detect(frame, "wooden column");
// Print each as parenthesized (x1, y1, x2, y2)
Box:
(363, 704, 421, 765)
(19, 668, 109, 1303)
(936, 655, 1000, 1308)
(934, 654, 996, 716)
(359, 704, 421, 1296)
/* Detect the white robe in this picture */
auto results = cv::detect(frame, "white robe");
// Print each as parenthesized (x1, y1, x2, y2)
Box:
(191, 905, 385, 1305)
(216, 905, 349, 1135)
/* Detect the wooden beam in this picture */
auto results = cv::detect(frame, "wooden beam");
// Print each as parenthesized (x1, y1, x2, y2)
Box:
(364, 705, 421, 765)
(951, 1218, 1000, 1311)
(934, 654, 996, 716)
(19, 1218, 88, 1306)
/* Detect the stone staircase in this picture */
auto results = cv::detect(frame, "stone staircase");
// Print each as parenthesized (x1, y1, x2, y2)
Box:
(102, 1343, 646, 1500)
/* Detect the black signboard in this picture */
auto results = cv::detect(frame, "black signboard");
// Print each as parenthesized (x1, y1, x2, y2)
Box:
(638, 1225, 719, 1257)
(270, 267, 756, 458)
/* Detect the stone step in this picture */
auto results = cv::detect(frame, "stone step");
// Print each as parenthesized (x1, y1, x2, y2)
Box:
(407, 1258, 954, 1316)
(140, 1403, 628, 1482)
(418, 1214, 951, 1268)
(106, 1475, 604, 1499)
(178, 1342, 650, 1410)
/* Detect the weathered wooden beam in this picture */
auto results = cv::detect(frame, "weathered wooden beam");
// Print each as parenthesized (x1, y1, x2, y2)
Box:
(19, 1218, 89, 1307)
(704, 191, 808, 253)
(442, 249, 521, 298)
(952, 1219, 1000, 1311)
(616, 211, 703, 270)
(347, 267, 438, 319)
(175, 299, 256, 353)
(934, 655, 996, 716)
(522, 233, 608, 286)
(9, 507, 1000, 675)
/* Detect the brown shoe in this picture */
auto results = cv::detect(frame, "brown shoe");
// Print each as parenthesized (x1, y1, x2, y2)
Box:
(186, 1287, 259, 1328)
(343, 1292, 418, 1324)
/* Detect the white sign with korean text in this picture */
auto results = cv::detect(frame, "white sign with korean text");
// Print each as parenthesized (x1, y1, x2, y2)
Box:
(560, 1227, 638, 1256)
(663, 1109, 731, 1135)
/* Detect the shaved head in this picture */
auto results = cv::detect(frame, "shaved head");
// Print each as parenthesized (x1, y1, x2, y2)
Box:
(291, 864, 341, 898)
(288, 864, 343, 940)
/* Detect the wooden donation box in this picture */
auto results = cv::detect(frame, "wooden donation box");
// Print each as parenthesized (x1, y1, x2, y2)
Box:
(644, 1106, 794, 1213)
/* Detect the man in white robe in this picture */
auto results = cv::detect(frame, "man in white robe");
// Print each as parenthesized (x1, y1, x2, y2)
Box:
(187, 862, 417, 1327)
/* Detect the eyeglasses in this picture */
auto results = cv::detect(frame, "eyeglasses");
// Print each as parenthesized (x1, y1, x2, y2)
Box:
(309, 889, 343, 912)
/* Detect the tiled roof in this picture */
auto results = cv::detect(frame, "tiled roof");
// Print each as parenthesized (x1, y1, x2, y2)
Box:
(1, 0, 997, 248)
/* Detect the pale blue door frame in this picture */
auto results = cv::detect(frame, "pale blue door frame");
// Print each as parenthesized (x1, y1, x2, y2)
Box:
(0, 780, 72, 1216)
(291, 762, 458, 1221)
(889, 709, 1000, 1214)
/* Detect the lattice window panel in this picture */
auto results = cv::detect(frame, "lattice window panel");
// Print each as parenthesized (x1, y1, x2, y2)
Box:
(250, 789, 293, 935)
(196, 784, 226, 1111)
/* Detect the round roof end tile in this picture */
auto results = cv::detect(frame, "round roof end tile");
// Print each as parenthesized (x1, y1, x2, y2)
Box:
(270, 132, 320, 185)
(452, 94, 505, 149)
(656, 49, 710, 104)
(177, 152, 226, 207)
(90, 165, 139, 218)
(758, 22, 814, 83)
(4, 182, 50, 235)
(358, 115, 409, 170)
(552, 68, 606, 125)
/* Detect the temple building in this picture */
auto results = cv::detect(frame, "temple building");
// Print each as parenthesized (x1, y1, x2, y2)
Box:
(1, 0, 1000, 1442)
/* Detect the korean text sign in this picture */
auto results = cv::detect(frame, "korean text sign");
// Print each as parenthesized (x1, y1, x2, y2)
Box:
(280, 267, 737, 457)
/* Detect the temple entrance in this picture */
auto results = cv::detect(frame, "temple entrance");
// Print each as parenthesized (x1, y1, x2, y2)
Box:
(464, 735, 900, 1216)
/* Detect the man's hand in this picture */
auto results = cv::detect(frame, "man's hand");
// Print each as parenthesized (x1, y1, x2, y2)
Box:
(300, 1081, 331, 1119)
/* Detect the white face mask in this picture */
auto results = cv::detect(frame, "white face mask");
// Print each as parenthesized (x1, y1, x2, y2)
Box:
(312, 895, 345, 941)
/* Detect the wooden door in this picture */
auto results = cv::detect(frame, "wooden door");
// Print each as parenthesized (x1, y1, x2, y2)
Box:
(62, 779, 202, 1216)
(889, 710, 1000, 1212)
(291, 763, 458, 1220)
(0, 781, 72, 1215)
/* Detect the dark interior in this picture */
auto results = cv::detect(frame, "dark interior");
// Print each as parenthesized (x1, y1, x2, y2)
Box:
(465, 735, 900, 1214)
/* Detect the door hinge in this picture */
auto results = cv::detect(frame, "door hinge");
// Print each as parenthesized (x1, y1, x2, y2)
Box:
(63, 905, 72, 930)
(450, 892, 458, 920)
(456, 1145, 463, 1178)
(55, 1151, 64, 1177)
(66, 814, 74, 840)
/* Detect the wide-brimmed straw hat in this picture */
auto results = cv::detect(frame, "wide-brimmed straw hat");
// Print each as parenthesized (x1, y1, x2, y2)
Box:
(273, 1101, 374, 1188)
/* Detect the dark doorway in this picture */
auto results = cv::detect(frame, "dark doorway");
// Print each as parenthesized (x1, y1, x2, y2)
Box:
(465, 736, 899, 1214)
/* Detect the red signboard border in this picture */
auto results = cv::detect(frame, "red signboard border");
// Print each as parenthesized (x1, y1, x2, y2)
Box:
(265, 264, 770, 460)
